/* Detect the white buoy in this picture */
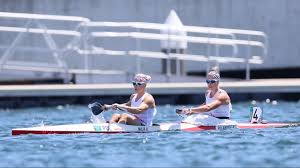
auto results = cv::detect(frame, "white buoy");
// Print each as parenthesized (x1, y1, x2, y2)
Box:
(57, 105, 64, 110)
(271, 100, 278, 105)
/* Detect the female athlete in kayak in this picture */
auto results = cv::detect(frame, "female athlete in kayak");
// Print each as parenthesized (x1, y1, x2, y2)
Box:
(103, 73, 157, 126)
(180, 70, 232, 119)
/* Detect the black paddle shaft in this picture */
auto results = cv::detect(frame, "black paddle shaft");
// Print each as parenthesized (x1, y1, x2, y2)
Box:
(89, 102, 127, 115)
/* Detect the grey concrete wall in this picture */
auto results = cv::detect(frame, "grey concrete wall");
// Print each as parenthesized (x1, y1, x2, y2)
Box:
(0, 0, 299, 74)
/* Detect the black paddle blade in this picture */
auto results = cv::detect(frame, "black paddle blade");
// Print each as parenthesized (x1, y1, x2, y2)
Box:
(176, 109, 183, 114)
(88, 102, 104, 115)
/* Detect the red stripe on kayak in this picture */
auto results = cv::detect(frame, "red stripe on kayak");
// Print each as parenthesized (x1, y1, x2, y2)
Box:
(12, 123, 300, 135)
(11, 130, 133, 136)
(183, 126, 216, 131)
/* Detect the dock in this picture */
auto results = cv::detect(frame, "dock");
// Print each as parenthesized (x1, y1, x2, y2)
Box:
(0, 78, 299, 108)
(1, 78, 300, 96)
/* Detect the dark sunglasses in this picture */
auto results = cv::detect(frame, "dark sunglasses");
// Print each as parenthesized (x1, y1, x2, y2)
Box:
(206, 79, 218, 84)
(132, 82, 144, 86)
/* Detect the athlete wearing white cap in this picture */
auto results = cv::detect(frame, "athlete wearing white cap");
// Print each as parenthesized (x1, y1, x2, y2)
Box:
(180, 70, 232, 119)
(103, 73, 157, 126)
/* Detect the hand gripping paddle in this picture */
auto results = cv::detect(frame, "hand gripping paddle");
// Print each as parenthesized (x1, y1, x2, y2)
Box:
(88, 102, 127, 115)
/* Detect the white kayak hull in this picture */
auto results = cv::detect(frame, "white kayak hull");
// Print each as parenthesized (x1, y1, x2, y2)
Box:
(11, 122, 300, 136)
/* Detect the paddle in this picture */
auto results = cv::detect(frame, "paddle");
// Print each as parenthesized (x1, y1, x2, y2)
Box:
(88, 102, 126, 115)
(175, 109, 183, 114)
(175, 108, 187, 118)
(88, 102, 105, 115)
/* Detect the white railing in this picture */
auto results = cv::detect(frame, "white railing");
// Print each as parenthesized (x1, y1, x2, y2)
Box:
(0, 12, 94, 82)
(85, 21, 267, 56)
(0, 12, 268, 82)
(0, 12, 89, 22)
(82, 21, 267, 79)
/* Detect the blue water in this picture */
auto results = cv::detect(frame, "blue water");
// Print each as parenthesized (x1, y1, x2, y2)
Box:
(1, 101, 300, 167)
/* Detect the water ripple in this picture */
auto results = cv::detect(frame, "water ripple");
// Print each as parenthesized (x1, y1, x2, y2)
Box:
(1, 101, 300, 167)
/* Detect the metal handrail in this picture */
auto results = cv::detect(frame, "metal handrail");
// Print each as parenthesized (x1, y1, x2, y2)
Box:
(0, 12, 268, 82)
(0, 12, 90, 22)
(91, 31, 264, 48)
(0, 26, 81, 36)
(84, 21, 267, 56)
(0, 12, 91, 82)
(84, 21, 267, 79)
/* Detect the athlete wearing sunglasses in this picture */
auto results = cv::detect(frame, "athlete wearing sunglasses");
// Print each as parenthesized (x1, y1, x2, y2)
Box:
(103, 73, 157, 126)
(180, 70, 232, 119)
(132, 81, 144, 86)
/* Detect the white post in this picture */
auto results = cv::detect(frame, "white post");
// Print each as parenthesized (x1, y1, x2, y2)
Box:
(82, 23, 92, 83)
(206, 33, 211, 75)
(135, 28, 141, 73)
(176, 48, 180, 76)
(215, 34, 219, 58)
(246, 35, 251, 80)
(166, 27, 171, 78)
(82, 23, 89, 71)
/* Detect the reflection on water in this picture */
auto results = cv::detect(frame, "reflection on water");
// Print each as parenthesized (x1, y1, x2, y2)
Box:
(0, 101, 300, 167)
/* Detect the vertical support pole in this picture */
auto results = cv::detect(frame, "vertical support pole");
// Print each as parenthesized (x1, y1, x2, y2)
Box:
(135, 28, 141, 74)
(214, 34, 220, 73)
(82, 22, 92, 83)
(206, 33, 211, 75)
(82, 23, 89, 72)
(215, 34, 219, 58)
(166, 27, 171, 80)
(246, 35, 251, 80)
(176, 48, 180, 76)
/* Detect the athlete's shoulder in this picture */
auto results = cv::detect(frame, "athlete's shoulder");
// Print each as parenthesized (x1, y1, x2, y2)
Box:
(143, 93, 155, 104)
(217, 89, 230, 101)
(143, 93, 155, 107)
(145, 92, 154, 100)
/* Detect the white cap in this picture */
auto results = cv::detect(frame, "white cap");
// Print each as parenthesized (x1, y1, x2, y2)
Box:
(207, 70, 220, 80)
(133, 73, 151, 83)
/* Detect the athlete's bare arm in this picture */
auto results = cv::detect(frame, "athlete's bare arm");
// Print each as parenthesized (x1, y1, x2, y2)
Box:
(117, 94, 155, 114)
(185, 91, 229, 115)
